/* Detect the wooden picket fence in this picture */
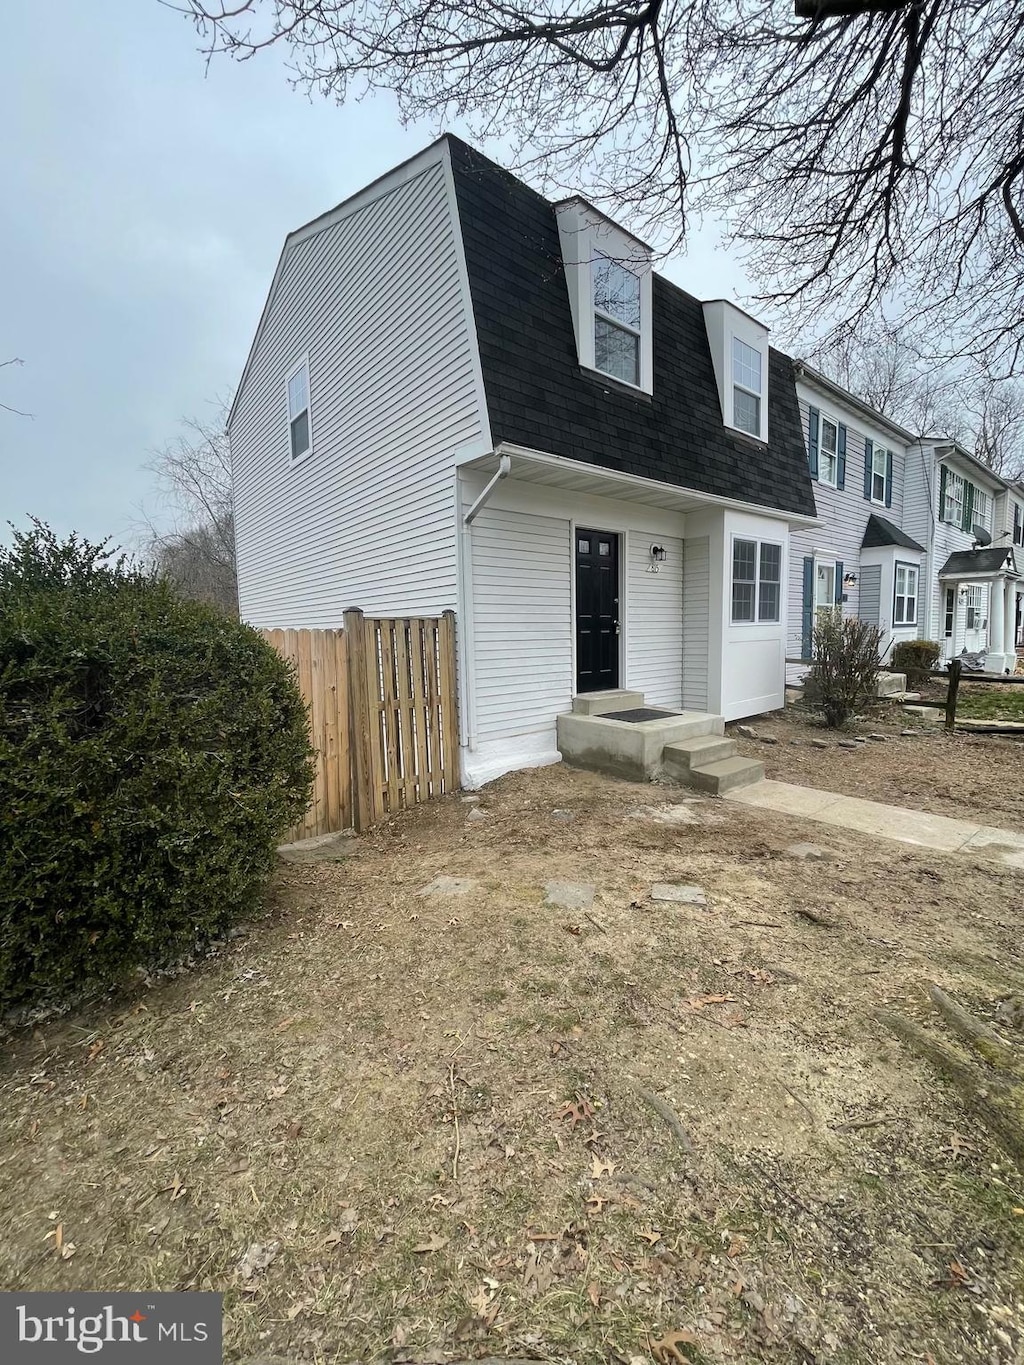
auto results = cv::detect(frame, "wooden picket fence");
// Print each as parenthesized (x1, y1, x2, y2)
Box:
(262, 608, 460, 839)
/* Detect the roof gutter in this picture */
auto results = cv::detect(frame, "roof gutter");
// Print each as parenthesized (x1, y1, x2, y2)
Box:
(791, 361, 918, 446)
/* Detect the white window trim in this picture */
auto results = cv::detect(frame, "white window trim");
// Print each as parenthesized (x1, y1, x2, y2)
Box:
(286, 354, 313, 465)
(870, 444, 889, 506)
(731, 337, 763, 440)
(973, 487, 989, 529)
(730, 535, 783, 625)
(817, 413, 840, 490)
(893, 561, 918, 627)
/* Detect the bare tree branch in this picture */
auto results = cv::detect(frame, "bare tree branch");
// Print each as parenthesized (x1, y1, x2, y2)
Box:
(176, 0, 1024, 374)
(1, 357, 32, 418)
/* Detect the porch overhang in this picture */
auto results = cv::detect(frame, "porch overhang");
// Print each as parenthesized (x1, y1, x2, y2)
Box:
(938, 546, 1020, 582)
(458, 443, 821, 529)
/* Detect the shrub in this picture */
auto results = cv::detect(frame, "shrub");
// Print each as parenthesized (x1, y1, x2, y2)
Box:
(892, 639, 941, 688)
(0, 522, 314, 1009)
(806, 608, 884, 729)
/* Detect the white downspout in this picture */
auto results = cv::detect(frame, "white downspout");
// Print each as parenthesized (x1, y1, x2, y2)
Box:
(459, 454, 511, 756)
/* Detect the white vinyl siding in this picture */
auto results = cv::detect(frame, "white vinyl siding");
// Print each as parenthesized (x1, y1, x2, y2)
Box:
(626, 533, 683, 707)
(230, 154, 488, 626)
(470, 506, 573, 744)
(682, 537, 710, 711)
(858, 565, 882, 627)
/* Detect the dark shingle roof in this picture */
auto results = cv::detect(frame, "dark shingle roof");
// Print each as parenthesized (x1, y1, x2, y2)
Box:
(447, 138, 816, 518)
(861, 513, 924, 552)
(939, 548, 1014, 577)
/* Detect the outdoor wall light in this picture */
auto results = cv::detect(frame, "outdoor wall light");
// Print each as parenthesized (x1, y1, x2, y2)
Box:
(843, 572, 858, 586)
(650, 545, 667, 562)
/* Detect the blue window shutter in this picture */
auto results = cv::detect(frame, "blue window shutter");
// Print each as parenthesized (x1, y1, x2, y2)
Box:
(863, 438, 874, 501)
(807, 408, 819, 479)
(801, 557, 815, 659)
(885, 450, 893, 508)
(835, 560, 844, 605)
(837, 424, 847, 490)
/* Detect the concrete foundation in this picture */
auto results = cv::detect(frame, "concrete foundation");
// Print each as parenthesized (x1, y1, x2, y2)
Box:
(556, 709, 724, 781)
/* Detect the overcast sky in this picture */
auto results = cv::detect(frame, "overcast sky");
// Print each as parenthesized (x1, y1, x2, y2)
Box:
(1, 1, 748, 547)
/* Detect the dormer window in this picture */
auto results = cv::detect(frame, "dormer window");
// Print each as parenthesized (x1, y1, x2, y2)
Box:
(554, 198, 653, 394)
(593, 254, 641, 386)
(732, 338, 762, 437)
(702, 300, 770, 442)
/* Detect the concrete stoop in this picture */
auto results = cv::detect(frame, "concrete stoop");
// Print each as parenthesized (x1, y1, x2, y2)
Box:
(556, 690, 763, 793)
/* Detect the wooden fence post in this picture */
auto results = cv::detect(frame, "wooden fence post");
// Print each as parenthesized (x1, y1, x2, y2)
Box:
(945, 657, 962, 733)
(344, 608, 374, 833)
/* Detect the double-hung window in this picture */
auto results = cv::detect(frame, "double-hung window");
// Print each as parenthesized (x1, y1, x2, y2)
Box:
(871, 445, 889, 504)
(942, 470, 965, 526)
(593, 254, 641, 386)
(819, 417, 839, 487)
(732, 338, 762, 437)
(973, 487, 989, 530)
(731, 538, 782, 623)
(893, 563, 918, 626)
(287, 359, 312, 462)
(965, 584, 984, 630)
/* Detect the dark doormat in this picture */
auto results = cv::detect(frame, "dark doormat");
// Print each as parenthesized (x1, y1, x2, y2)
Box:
(600, 708, 682, 723)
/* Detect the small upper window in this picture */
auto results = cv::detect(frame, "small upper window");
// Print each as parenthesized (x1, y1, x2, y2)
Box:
(732, 337, 762, 437)
(819, 417, 839, 487)
(593, 254, 641, 386)
(973, 487, 989, 529)
(942, 469, 965, 525)
(287, 360, 311, 462)
(871, 445, 888, 504)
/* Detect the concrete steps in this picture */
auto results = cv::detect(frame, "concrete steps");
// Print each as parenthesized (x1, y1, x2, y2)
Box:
(661, 734, 765, 794)
(684, 754, 766, 794)
(558, 691, 765, 794)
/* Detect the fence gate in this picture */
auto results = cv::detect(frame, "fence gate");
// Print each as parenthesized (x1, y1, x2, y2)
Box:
(262, 609, 460, 839)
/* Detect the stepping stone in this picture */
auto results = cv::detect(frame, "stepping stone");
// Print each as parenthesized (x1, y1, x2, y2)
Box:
(784, 843, 838, 861)
(760, 734, 779, 745)
(418, 876, 479, 898)
(867, 733, 887, 742)
(900, 729, 919, 737)
(650, 883, 707, 905)
(626, 804, 699, 824)
(551, 809, 575, 822)
(467, 807, 489, 823)
(810, 738, 830, 749)
(736, 725, 758, 739)
(838, 740, 858, 749)
(544, 880, 595, 910)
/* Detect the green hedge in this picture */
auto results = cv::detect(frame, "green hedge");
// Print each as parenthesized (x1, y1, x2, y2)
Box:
(0, 523, 314, 1009)
(892, 639, 941, 688)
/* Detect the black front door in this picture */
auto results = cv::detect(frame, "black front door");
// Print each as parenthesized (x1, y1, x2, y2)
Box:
(575, 528, 620, 692)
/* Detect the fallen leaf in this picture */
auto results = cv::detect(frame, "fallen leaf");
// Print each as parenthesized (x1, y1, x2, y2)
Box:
(562, 923, 582, 937)
(584, 1196, 609, 1215)
(637, 1226, 663, 1245)
(942, 1132, 977, 1160)
(237, 1240, 279, 1281)
(685, 993, 738, 1011)
(557, 1097, 596, 1129)
(650, 1328, 700, 1363)
(590, 1154, 616, 1179)
(86, 1040, 105, 1063)
(265, 1085, 289, 1101)
(225, 1156, 251, 1176)
(412, 1233, 449, 1253)
(285, 1121, 303, 1140)
(586, 1281, 602, 1308)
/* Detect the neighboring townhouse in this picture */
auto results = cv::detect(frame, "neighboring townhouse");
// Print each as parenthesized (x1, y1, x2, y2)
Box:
(903, 443, 1022, 672)
(228, 136, 819, 787)
(787, 363, 924, 675)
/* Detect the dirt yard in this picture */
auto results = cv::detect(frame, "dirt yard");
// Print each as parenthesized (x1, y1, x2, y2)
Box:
(730, 699, 1024, 831)
(2, 764, 1023, 1364)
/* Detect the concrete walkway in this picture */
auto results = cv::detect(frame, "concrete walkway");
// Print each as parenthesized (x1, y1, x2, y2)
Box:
(725, 779, 1024, 869)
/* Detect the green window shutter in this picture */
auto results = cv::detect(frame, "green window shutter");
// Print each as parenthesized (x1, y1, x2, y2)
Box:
(801, 557, 815, 659)
(885, 451, 893, 509)
(962, 481, 975, 533)
(837, 425, 847, 490)
(835, 560, 844, 604)
(863, 438, 874, 501)
(939, 465, 948, 522)
(807, 408, 819, 479)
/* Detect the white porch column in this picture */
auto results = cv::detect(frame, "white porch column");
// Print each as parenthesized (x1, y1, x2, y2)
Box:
(990, 575, 1005, 663)
(1004, 578, 1017, 660)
